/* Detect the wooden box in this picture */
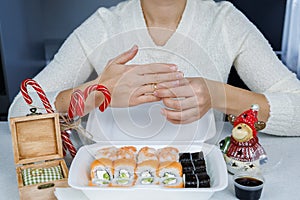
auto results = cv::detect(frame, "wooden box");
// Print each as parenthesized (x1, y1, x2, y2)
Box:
(10, 113, 69, 200)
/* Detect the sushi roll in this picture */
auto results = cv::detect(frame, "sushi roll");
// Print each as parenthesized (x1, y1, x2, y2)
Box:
(179, 151, 205, 163)
(158, 161, 183, 186)
(136, 160, 159, 185)
(197, 174, 210, 187)
(184, 174, 210, 188)
(159, 161, 182, 177)
(191, 151, 204, 161)
(94, 146, 118, 160)
(113, 146, 137, 183)
(161, 177, 184, 188)
(157, 147, 179, 162)
(180, 151, 207, 173)
(179, 152, 192, 163)
(193, 159, 206, 167)
(179, 151, 211, 188)
(113, 158, 136, 186)
(181, 161, 194, 170)
(116, 146, 137, 160)
(90, 158, 113, 186)
(184, 174, 198, 188)
(181, 161, 207, 174)
(137, 146, 158, 163)
(111, 177, 136, 187)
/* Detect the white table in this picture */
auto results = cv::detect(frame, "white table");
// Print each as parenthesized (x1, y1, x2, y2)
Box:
(1, 121, 300, 199)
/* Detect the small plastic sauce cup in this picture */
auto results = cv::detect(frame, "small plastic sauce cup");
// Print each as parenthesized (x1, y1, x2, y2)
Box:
(233, 172, 264, 200)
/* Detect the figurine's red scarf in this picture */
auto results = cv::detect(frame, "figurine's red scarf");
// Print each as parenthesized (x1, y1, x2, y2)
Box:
(226, 136, 266, 162)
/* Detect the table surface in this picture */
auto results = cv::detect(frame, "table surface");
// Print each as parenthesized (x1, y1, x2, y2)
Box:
(1, 121, 300, 200)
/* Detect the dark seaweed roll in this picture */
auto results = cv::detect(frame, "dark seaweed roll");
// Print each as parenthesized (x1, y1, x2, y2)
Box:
(180, 151, 211, 188)
(198, 174, 210, 188)
(184, 174, 199, 188)
(184, 174, 210, 188)
(179, 152, 192, 163)
(191, 151, 204, 161)
(181, 161, 194, 169)
(194, 163, 206, 171)
(193, 159, 206, 167)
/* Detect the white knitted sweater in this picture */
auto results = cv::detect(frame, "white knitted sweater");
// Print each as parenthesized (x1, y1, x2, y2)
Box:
(9, 0, 300, 136)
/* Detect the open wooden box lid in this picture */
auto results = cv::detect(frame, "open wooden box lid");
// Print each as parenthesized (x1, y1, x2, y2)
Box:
(10, 113, 63, 165)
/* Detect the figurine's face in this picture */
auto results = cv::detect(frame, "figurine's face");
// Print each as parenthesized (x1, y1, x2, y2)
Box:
(232, 123, 253, 142)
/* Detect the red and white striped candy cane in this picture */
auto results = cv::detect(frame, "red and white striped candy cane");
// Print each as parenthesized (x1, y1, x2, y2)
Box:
(61, 130, 77, 157)
(68, 89, 85, 119)
(20, 79, 54, 113)
(21, 78, 77, 157)
(84, 84, 111, 112)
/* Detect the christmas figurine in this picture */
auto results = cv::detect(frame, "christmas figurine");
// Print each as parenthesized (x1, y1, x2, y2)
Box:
(219, 104, 268, 174)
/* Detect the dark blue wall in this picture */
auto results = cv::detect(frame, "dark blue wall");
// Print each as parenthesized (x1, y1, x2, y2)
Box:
(228, 0, 286, 52)
(0, 0, 124, 119)
(0, 0, 45, 101)
(0, 0, 124, 102)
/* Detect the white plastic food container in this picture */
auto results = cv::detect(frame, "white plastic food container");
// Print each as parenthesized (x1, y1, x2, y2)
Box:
(69, 106, 228, 200)
(69, 142, 227, 200)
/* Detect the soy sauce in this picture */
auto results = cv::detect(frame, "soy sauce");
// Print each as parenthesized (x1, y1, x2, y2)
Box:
(234, 177, 264, 200)
(235, 177, 263, 187)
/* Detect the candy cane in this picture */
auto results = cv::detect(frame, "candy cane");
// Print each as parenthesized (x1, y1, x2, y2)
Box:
(64, 89, 85, 157)
(20, 79, 54, 113)
(61, 130, 77, 157)
(21, 78, 78, 157)
(68, 89, 85, 119)
(84, 84, 111, 112)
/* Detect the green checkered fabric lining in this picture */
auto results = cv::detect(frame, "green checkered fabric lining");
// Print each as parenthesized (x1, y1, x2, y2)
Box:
(22, 165, 63, 186)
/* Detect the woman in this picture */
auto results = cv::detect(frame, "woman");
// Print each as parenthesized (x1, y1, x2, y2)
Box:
(9, 0, 300, 137)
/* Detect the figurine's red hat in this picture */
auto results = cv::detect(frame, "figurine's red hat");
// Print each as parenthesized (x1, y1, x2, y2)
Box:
(234, 104, 259, 137)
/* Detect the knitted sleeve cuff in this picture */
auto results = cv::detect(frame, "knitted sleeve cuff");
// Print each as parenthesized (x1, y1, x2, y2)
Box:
(262, 92, 299, 136)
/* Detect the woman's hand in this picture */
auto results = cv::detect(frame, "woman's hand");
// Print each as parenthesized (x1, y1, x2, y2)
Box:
(97, 45, 184, 107)
(154, 77, 215, 124)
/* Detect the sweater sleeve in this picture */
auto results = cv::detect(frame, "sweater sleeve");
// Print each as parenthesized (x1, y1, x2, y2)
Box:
(223, 3, 300, 136)
(8, 10, 108, 119)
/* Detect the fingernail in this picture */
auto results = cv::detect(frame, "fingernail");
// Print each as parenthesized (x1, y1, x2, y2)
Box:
(170, 65, 178, 71)
(130, 45, 138, 53)
(176, 72, 184, 78)
(173, 80, 179, 86)
(153, 91, 158, 96)
(160, 109, 166, 116)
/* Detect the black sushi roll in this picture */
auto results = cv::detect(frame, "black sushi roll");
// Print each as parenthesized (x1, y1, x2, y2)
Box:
(197, 174, 210, 181)
(184, 173, 211, 188)
(180, 161, 193, 168)
(193, 159, 206, 167)
(184, 174, 199, 188)
(182, 168, 194, 174)
(193, 171, 208, 176)
(194, 164, 206, 171)
(197, 173, 210, 188)
(179, 152, 192, 163)
(198, 178, 210, 187)
(181, 161, 196, 174)
(191, 151, 204, 161)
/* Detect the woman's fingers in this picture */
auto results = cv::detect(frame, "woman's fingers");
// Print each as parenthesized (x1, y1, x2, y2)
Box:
(161, 104, 210, 124)
(161, 107, 200, 123)
(162, 96, 197, 111)
(154, 85, 195, 98)
(134, 63, 178, 74)
(109, 45, 139, 65)
(124, 63, 184, 85)
(156, 77, 213, 124)
(136, 94, 161, 104)
(156, 79, 189, 89)
(141, 71, 184, 85)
